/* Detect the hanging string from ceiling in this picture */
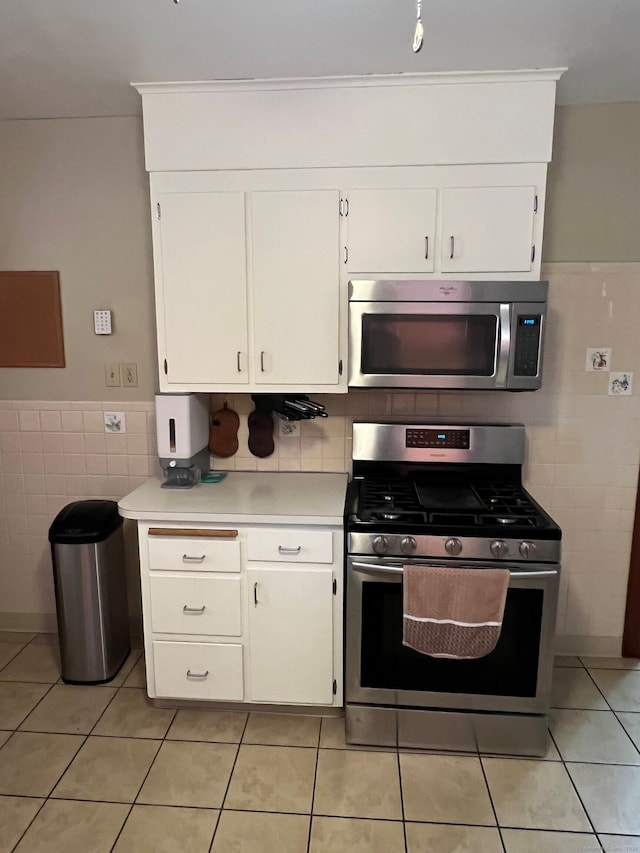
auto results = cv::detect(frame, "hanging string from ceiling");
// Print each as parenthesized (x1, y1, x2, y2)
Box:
(413, 0, 424, 52)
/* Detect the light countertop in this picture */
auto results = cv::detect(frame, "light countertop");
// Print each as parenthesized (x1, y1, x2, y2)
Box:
(118, 471, 348, 526)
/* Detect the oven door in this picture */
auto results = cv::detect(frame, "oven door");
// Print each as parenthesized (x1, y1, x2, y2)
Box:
(346, 557, 559, 714)
(348, 301, 510, 390)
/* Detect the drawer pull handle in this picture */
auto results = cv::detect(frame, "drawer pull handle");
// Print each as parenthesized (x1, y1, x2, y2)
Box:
(254, 581, 259, 607)
(186, 669, 209, 679)
(183, 605, 206, 614)
(182, 554, 206, 563)
(278, 545, 301, 554)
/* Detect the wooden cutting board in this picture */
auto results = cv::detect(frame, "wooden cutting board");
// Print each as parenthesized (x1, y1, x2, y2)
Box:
(208, 402, 239, 458)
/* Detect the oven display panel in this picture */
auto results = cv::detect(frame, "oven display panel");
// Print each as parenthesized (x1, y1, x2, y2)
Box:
(406, 429, 470, 449)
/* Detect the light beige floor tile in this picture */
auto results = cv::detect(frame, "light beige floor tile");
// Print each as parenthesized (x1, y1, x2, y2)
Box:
(14, 799, 128, 853)
(113, 804, 218, 853)
(243, 712, 320, 747)
(225, 744, 316, 814)
(555, 655, 583, 668)
(310, 816, 405, 853)
(167, 709, 247, 743)
(52, 735, 160, 803)
(400, 753, 494, 825)
(0, 632, 35, 644)
(97, 649, 143, 688)
(581, 656, 640, 670)
(122, 656, 146, 688)
(501, 829, 598, 853)
(0, 732, 83, 797)
(314, 750, 402, 820)
(483, 757, 591, 831)
(137, 740, 236, 808)
(29, 634, 59, 646)
(0, 796, 43, 853)
(617, 712, 640, 752)
(481, 736, 562, 761)
(0, 644, 60, 684)
(599, 834, 640, 852)
(0, 643, 27, 671)
(568, 763, 640, 835)
(551, 667, 608, 709)
(92, 687, 174, 738)
(590, 670, 640, 712)
(319, 716, 393, 752)
(550, 709, 640, 764)
(406, 822, 503, 853)
(0, 683, 50, 729)
(19, 684, 117, 735)
(212, 810, 309, 853)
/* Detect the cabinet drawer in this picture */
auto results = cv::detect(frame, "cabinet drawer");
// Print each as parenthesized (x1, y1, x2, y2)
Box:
(153, 641, 244, 701)
(247, 529, 333, 563)
(148, 534, 241, 573)
(149, 575, 241, 636)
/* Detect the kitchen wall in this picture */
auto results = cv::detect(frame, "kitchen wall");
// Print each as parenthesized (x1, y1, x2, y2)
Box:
(1, 104, 640, 653)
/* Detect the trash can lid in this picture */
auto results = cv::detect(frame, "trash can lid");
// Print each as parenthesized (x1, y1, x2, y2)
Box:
(48, 500, 123, 544)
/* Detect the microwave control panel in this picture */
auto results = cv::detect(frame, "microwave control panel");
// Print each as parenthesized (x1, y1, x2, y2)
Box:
(513, 315, 542, 376)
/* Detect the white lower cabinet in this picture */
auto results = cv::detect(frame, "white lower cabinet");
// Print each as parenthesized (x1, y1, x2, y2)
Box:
(139, 521, 343, 708)
(247, 567, 334, 705)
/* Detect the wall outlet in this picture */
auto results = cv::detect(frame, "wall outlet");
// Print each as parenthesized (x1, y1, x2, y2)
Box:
(121, 363, 138, 387)
(105, 363, 120, 387)
(94, 309, 112, 334)
(278, 419, 299, 437)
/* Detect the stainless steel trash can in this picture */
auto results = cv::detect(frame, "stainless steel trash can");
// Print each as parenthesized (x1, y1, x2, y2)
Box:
(49, 500, 130, 684)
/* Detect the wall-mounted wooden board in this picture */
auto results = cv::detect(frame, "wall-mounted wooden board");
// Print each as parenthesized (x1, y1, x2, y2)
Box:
(0, 271, 65, 367)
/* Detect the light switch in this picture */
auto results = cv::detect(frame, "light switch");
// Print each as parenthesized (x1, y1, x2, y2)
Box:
(94, 310, 112, 334)
(105, 363, 120, 387)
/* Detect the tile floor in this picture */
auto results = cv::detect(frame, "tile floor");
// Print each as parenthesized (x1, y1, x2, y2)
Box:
(1, 635, 640, 853)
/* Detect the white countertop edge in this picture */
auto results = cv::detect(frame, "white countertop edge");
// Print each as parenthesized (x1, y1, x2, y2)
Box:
(118, 508, 345, 526)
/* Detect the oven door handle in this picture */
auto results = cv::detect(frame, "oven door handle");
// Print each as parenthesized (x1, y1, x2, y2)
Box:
(495, 303, 511, 388)
(351, 561, 558, 580)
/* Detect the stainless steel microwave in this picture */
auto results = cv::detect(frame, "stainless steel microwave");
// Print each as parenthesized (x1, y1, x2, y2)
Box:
(348, 279, 548, 391)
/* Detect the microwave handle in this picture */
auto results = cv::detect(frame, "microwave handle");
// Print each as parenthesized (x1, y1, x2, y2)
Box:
(495, 304, 511, 387)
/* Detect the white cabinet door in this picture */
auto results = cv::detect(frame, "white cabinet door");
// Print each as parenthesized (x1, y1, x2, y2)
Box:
(156, 191, 249, 385)
(346, 189, 437, 273)
(251, 190, 341, 386)
(440, 186, 536, 273)
(247, 567, 334, 704)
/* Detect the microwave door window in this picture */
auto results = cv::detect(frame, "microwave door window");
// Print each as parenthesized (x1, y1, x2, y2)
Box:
(361, 314, 497, 376)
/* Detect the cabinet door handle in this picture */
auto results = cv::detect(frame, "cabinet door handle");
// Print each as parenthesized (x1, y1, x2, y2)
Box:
(278, 545, 301, 554)
(186, 669, 209, 679)
(260, 351, 266, 372)
(450, 235, 455, 259)
(182, 554, 206, 564)
(253, 581, 259, 606)
(183, 605, 206, 614)
(425, 235, 429, 259)
(237, 351, 242, 372)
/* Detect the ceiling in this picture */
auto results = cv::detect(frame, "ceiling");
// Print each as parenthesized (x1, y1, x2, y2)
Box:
(1, 0, 639, 121)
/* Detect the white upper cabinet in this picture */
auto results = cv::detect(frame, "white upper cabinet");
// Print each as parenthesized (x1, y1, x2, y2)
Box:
(440, 186, 537, 273)
(251, 190, 341, 386)
(152, 178, 344, 392)
(346, 189, 437, 273)
(155, 191, 248, 386)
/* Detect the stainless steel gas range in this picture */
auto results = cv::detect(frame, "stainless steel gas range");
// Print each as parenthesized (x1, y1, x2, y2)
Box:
(345, 422, 561, 756)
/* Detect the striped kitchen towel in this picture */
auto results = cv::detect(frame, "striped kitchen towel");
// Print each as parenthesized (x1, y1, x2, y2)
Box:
(402, 564, 510, 659)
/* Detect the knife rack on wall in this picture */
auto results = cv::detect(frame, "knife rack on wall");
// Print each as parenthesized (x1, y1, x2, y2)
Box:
(250, 394, 328, 422)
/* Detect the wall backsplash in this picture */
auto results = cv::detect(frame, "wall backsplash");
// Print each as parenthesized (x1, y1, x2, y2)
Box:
(1, 263, 639, 654)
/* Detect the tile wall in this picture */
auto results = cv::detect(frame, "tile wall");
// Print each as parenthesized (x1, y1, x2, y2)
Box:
(1, 263, 639, 654)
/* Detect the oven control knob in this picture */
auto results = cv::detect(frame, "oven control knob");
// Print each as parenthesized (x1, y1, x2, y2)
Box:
(445, 537, 463, 556)
(490, 540, 509, 559)
(400, 536, 418, 555)
(519, 540, 537, 559)
(372, 535, 390, 555)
